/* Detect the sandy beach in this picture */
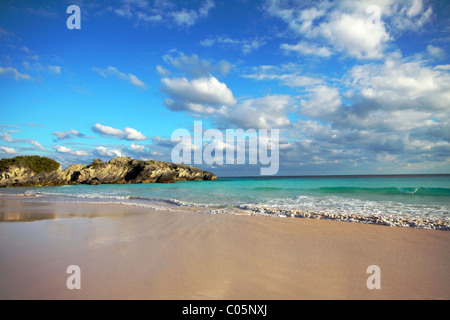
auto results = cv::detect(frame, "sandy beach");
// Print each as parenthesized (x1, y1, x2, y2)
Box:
(0, 197, 449, 300)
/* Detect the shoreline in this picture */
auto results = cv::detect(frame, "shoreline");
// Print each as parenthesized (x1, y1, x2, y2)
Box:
(1, 193, 449, 231)
(1, 197, 449, 299)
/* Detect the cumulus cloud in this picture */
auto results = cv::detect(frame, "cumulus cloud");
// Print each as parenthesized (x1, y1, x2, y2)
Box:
(243, 49, 449, 171)
(123, 128, 147, 141)
(171, 0, 215, 26)
(156, 65, 171, 77)
(218, 95, 293, 129)
(281, 41, 333, 57)
(53, 130, 85, 140)
(92, 66, 148, 88)
(266, 0, 433, 60)
(162, 76, 237, 113)
(0, 146, 18, 154)
(300, 85, 342, 119)
(427, 45, 446, 60)
(162, 52, 233, 78)
(93, 146, 124, 157)
(346, 54, 450, 113)
(0, 127, 45, 151)
(0, 131, 15, 143)
(130, 143, 146, 152)
(113, 0, 214, 27)
(53, 145, 88, 156)
(160, 54, 297, 130)
(113, 0, 162, 23)
(319, 13, 390, 59)
(162, 76, 293, 129)
(170, 9, 198, 26)
(290, 56, 449, 169)
(243, 63, 323, 88)
(30, 140, 45, 150)
(92, 123, 148, 141)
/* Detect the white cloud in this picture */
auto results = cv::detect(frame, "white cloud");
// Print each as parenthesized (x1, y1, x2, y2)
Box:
(0, 146, 17, 154)
(53, 130, 85, 140)
(199, 38, 215, 47)
(434, 65, 450, 71)
(112, 0, 213, 27)
(92, 123, 148, 141)
(123, 127, 148, 140)
(198, 0, 215, 17)
(0, 66, 32, 80)
(115, 7, 132, 18)
(427, 45, 446, 59)
(30, 140, 45, 150)
(53, 145, 88, 156)
(160, 54, 298, 130)
(128, 73, 146, 87)
(156, 65, 171, 76)
(200, 36, 266, 54)
(92, 66, 148, 88)
(171, 0, 215, 26)
(243, 64, 323, 88)
(113, 0, 161, 22)
(130, 143, 146, 152)
(281, 41, 333, 57)
(75, 150, 89, 156)
(53, 146, 72, 153)
(162, 52, 232, 78)
(347, 54, 450, 112)
(318, 13, 390, 59)
(171, 9, 198, 26)
(266, 0, 433, 60)
(0, 132, 14, 142)
(162, 76, 236, 110)
(407, 0, 423, 17)
(93, 146, 124, 157)
(47, 65, 61, 74)
(300, 85, 342, 119)
(220, 95, 293, 129)
(391, 0, 432, 32)
(279, 53, 450, 171)
(242, 39, 266, 55)
(160, 64, 293, 129)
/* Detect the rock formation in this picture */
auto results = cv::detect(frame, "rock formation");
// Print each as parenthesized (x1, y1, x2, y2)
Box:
(0, 156, 217, 187)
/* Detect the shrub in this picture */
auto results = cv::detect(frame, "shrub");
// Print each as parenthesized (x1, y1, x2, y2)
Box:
(0, 156, 60, 174)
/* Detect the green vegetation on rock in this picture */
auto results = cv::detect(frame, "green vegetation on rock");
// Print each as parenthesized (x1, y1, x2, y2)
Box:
(0, 156, 60, 174)
(0, 155, 217, 187)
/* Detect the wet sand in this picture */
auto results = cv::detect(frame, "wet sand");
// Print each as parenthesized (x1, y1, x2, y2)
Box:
(0, 198, 449, 300)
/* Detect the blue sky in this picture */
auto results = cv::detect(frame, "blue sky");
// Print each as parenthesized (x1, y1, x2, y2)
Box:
(0, 0, 449, 176)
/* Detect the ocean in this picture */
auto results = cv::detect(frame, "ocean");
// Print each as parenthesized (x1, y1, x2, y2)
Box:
(1, 174, 449, 230)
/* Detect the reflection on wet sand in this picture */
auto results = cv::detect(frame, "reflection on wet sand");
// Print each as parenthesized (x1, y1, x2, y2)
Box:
(0, 212, 58, 222)
(0, 198, 133, 222)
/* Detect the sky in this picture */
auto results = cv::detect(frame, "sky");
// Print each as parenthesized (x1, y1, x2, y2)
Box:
(0, 0, 449, 176)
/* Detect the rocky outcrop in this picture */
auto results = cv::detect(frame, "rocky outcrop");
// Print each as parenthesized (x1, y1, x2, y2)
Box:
(0, 156, 217, 187)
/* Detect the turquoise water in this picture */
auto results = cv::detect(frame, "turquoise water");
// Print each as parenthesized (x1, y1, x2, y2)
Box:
(2, 175, 449, 222)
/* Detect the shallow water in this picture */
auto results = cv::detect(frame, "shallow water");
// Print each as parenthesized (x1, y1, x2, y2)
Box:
(1, 175, 449, 229)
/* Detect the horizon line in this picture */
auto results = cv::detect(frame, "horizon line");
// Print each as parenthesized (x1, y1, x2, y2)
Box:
(217, 173, 450, 178)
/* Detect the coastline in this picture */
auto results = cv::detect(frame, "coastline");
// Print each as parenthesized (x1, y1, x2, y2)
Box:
(1, 197, 449, 299)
